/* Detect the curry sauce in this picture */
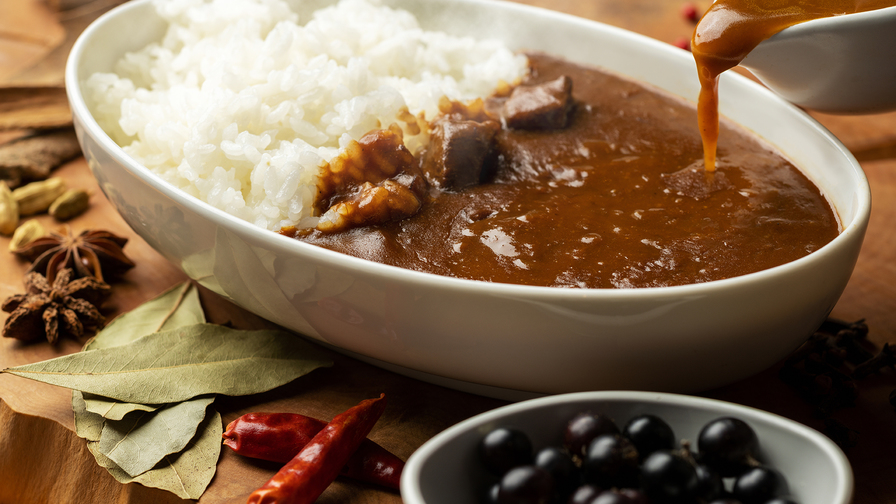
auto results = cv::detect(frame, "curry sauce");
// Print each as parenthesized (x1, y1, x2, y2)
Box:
(291, 54, 839, 289)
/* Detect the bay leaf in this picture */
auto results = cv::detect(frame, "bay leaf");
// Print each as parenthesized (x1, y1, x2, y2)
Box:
(85, 281, 205, 351)
(75, 390, 220, 498)
(6, 324, 332, 403)
(99, 395, 215, 477)
(82, 393, 160, 421)
(86, 408, 223, 500)
(78, 281, 204, 419)
(68, 283, 225, 500)
(86, 440, 123, 471)
(72, 390, 103, 442)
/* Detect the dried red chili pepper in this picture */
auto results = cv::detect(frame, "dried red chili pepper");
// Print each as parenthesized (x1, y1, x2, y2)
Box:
(223, 411, 403, 490)
(246, 394, 388, 504)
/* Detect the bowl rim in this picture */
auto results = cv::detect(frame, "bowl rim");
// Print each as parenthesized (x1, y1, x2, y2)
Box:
(399, 390, 855, 504)
(64, 0, 871, 300)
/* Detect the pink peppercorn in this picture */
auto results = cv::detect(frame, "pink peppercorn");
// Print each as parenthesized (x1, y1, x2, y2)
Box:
(681, 2, 699, 22)
(673, 37, 691, 51)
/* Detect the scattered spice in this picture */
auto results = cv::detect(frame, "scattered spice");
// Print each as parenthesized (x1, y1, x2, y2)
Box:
(223, 411, 404, 490)
(823, 418, 860, 451)
(852, 343, 896, 379)
(681, 2, 700, 22)
(11, 226, 134, 284)
(779, 321, 865, 418)
(246, 394, 388, 504)
(0, 129, 81, 188)
(8, 219, 46, 252)
(778, 317, 896, 450)
(12, 176, 66, 216)
(0, 181, 17, 235)
(673, 37, 691, 51)
(1, 268, 111, 344)
(48, 188, 90, 221)
(672, 2, 704, 49)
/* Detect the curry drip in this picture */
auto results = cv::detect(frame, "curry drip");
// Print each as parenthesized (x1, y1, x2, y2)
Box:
(691, 0, 896, 171)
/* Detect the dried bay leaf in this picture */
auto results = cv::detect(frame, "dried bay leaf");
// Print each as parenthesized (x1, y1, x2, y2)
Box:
(82, 393, 160, 421)
(72, 389, 102, 442)
(8, 324, 333, 403)
(60, 283, 326, 499)
(71, 281, 223, 498)
(74, 389, 222, 499)
(99, 395, 215, 477)
(78, 281, 203, 419)
(86, 407, 222, 500)
(129, 409, 223, 500)
(85, 281, 205, 351)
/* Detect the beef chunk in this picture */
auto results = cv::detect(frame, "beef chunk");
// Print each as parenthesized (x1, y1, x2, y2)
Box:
(502, 75, 574, 130)
(421, 118, 500, 190)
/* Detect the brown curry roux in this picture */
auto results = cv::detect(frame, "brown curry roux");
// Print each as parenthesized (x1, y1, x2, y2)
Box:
(286, 53, 839, 289)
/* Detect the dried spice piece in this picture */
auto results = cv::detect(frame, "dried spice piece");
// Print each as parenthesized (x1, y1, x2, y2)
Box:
(8, 219, 46, 251)
(5, 324, 334, 402)
(0, 128, 81, 188)
(673, 37, 691, 51)
(778, 317, 896, 449)
(852, 343, 896, 379)
(246, 394, 388, 504)
(681, 2, 700, 22)
(12, 226, 134, 283)
(0, 181, 17, 235)
(12, 176, 66, 215)
(823, 418, 859, 451)
(223, 411, 404, 489)
(779, 326, 864, 419)
(48, 188, 90, 220)
(1, 268, 111, 344)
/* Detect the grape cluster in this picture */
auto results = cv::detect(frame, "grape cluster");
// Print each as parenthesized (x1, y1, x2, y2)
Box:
(477, 412, 798, 504)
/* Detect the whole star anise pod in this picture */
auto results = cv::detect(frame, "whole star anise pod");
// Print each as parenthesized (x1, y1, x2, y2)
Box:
(1, 268, 111, 344)
(11, 226, 134, 283)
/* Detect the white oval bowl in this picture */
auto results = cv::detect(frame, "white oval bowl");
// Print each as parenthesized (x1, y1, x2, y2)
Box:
(65, 0, 870, 399)
(742, 5, 896, 113)
(401, 391, 854, 504)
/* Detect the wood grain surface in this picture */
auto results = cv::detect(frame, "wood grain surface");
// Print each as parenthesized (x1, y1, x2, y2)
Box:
(2, 0, 896, 502)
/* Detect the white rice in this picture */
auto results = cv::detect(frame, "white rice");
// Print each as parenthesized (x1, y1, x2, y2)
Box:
(85, 0, 528, 230)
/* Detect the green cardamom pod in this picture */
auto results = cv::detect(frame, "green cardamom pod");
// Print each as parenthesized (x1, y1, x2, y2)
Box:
(9, 219, 47, 252)
(49, 188, 90, 221)
(13, 177, 67, 216)
(0, 182, 19, 236)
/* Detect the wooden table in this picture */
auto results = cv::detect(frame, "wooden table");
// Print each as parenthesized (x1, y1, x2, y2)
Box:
(2, 0, 896, 502)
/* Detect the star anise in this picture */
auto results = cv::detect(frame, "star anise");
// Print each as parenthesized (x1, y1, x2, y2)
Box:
(11, 226, 134, 284)
(1, 268, 111, 344)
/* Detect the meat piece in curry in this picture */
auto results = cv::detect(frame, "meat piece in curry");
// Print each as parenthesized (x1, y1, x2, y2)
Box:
(502, 75, 575, 130)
